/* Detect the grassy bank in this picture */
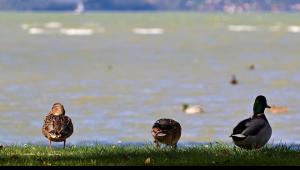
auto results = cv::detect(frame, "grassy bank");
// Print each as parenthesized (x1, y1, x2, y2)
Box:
(0, 143, 300, 166)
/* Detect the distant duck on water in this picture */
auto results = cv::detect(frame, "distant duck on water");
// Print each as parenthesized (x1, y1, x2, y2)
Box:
(42, 103, 74, 148)
(182, 104, 204, 114)
(151, 118, 181, 148)
(230, 74, 238, 85)
(267, 105, 288, 114)
(230, 95, 272, 150)
(249, 64, 255, 70)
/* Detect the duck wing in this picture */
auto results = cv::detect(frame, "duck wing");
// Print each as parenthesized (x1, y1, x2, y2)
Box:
(58, 115, 73, 138)
(231, 117, 266, 138)
(42, 115, 54, 137)
(242, 118, 266, 136)
(231, 118, 251, 136)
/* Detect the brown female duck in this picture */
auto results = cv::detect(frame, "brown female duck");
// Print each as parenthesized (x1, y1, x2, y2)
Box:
(151, 118, 181, 148)
(42, 103, 73, 148)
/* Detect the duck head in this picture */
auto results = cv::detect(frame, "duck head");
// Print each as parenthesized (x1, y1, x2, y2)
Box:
(51, 103, 65, 116)
(182, 104, 189, 111)
(253, 95, 271, 115)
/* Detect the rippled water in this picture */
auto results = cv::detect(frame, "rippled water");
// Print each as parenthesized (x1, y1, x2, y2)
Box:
(0, 12, 300, 145)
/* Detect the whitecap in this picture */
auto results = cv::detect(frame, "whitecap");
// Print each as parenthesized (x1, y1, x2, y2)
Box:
(227, 25, 258, 32)
(287, 25, 300, 33)
(60, 28, 94, 36)
(28, 28, 45, 35)
(20, 24, 30, 30)
(132, 28, 164, 35)
(44, 22, 62, 29)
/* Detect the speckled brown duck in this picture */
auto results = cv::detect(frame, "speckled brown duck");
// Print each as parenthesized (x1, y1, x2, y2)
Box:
(151, 118, 181, 148)
(42, 103, 73, 148)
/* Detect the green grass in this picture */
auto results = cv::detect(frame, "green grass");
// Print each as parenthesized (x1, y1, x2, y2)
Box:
(0, 143, 300, 166)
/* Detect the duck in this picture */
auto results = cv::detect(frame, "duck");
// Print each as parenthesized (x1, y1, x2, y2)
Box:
(182, 104, 204, 114)
(42, 103, 74, 148)
(267, 105, 288, 114)
(151, 118, 181, 148)
(107, 65, 113, 70)
(230, 74, 238, 85)
(249, 64, 255, 70)
(230, 95, 272, 150)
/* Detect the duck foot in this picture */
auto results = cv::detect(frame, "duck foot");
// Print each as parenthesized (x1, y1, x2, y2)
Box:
(49, 140, 52, 149)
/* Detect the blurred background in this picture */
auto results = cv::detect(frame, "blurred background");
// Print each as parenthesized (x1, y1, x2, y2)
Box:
(0, 0, 300, 146)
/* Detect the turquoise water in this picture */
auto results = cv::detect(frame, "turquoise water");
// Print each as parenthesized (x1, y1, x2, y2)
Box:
(0, 12, 300, 145)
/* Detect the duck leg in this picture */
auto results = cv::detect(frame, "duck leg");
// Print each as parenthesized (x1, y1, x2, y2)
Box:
(63, 140, 66, 149)
(49, 140, 52, 149)
(154, 140, 160, 148)
(172, 144, 177, 149)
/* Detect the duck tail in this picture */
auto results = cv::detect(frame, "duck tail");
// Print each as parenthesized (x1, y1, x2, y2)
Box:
(49, 131, 61, 139)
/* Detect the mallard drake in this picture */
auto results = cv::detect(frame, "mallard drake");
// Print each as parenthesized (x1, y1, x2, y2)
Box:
(42, 103, 73, 148)
(182, 104, 204, 114)
(230, 95, 272, 150)
(230, 74, 238, 85)
(151, 118, 181, 148)
(267, 105, 288, 114)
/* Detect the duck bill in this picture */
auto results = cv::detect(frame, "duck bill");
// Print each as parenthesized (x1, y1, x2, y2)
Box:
(266, 105, 271, 109)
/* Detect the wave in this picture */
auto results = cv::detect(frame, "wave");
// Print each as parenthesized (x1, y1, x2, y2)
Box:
(132, 28, 164, 35)
(44, 22, 63, 29)
(227, 25, 258, 32)
(28, 28, 45, 35)
(287, 25, 300, 33)
(60, 28, 94, 36)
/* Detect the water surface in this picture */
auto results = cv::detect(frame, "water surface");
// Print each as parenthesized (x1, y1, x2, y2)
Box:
(0, 12, 300, 145)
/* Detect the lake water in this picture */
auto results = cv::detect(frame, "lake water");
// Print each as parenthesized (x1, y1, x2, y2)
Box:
(0, 12, 300, 145)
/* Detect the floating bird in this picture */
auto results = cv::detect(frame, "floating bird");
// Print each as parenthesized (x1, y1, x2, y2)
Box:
(230, 74, 238, 85)
(249, 64, 255, 70)
(230, 95, 272, 150)
(151, 118, 181, 148)
(182, 104, 204, 114)
(267, 105, 288, 114)
(42, 103, 73, 148)
(107, 65, 113, 70)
